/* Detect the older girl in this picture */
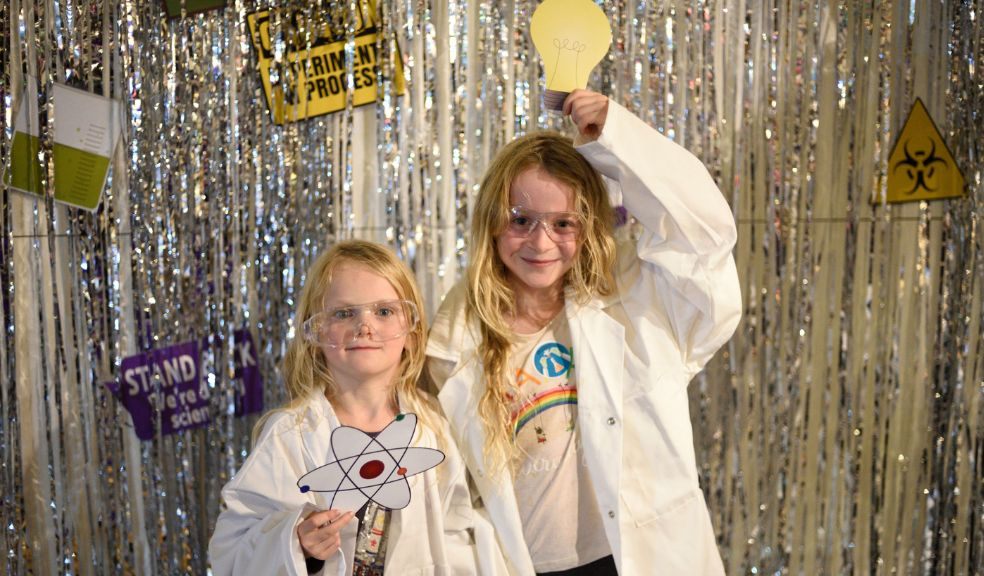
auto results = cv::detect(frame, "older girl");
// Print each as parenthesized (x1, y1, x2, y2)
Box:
(427, 90, 741, 575)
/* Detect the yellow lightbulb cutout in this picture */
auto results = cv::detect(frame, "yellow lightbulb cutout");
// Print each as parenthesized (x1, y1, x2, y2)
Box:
(530, 0, 612, 110)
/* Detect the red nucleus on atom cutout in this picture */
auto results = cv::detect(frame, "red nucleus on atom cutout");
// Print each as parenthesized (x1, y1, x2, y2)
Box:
(360, 460, 385, 479)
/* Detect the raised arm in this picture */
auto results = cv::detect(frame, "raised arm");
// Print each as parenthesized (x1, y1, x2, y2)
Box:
(569, 90, 742, 375)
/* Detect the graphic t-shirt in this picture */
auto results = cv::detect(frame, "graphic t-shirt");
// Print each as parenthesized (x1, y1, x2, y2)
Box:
(508, 315, 611, 572)
(351, 500, 389, 576)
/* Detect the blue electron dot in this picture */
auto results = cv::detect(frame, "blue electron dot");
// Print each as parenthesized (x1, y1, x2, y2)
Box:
(395, 414, 405, 421)
(300, 485, 310, 493)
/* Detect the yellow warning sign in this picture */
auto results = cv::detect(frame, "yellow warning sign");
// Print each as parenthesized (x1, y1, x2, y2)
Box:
(246, 1, 405, 125)
(881, 98, 965, 204)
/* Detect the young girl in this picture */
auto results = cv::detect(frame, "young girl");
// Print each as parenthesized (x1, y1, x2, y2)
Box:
(210, 240, 501, 575)
(426, 90, 742, 575)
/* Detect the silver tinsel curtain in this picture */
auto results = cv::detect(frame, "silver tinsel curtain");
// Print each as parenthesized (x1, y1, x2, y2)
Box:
(1, 0, 981, 574)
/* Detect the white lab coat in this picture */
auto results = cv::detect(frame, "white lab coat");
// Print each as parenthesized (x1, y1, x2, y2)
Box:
(209, 392, 506, 576)
(426, 100, 742, 575)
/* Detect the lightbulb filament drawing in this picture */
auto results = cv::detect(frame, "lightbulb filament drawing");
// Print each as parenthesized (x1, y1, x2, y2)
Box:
(547, 38, 588, 91)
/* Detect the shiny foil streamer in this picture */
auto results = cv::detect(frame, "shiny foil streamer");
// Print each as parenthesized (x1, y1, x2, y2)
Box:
(1, 0, 982, 574)
(0, 1, 14, 574)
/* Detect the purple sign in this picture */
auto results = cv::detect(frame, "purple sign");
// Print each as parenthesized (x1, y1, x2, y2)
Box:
(105, 329, 264, 440)
(233, 329, 263, 417)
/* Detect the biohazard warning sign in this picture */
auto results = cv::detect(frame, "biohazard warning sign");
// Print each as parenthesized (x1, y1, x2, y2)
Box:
(246, 2, 405, 125)
(881, 98, 966, 204)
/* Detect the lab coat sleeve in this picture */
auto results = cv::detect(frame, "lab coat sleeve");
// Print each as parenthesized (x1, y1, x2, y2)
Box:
(438, 439, 479, 574)
(435, 422, 509, 575)
(425, 282, 472, 393)
(577, 99, 742, 375)
(208, 419, 346, 576)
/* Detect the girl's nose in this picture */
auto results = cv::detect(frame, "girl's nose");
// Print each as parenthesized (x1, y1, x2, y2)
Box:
(527, 220, 555, 247)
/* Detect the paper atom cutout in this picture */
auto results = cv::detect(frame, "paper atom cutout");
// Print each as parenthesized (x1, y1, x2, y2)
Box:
(297, 413, 445, 511)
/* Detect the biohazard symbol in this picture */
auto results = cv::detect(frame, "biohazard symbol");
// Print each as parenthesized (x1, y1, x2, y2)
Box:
(882, 98, 965, 204)
(892, 137, 947, 195)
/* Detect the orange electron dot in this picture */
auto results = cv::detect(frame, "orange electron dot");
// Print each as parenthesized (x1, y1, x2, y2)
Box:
(397, 466, 407, 476)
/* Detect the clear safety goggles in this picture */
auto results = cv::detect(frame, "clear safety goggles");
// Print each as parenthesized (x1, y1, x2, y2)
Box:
(302, 299, 419, 349)
(506, 206, 582, 241)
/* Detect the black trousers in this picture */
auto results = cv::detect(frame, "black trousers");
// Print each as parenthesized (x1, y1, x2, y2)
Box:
(538, 555, 618, 576)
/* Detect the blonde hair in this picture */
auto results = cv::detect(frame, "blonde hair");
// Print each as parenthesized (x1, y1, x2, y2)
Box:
(254, 240, 438, 445)
(467, 131, 617, 473)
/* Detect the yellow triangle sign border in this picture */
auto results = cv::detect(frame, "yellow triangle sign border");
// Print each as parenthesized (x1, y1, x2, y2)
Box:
(878, 97, 967, 205)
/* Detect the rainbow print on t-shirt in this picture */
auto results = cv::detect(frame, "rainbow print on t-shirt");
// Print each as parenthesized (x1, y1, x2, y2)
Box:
(511, 386, 577, 436)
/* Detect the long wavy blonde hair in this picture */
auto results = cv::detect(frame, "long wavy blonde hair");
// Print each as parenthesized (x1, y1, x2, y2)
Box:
(254, 240, 438, 445)
(467, 131, 617, 473)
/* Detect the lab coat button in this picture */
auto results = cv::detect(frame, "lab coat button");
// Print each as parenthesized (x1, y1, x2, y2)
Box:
(607, 417, 616, 426)
(608, 510, 615, 518)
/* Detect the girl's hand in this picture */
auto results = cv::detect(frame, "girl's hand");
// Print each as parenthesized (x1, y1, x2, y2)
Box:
(297, 509, 355, 560)
(563, 89, 609, 142)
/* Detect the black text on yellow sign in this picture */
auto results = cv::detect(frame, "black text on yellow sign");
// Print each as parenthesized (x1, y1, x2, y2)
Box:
(880, 98, 966, 204)
(246, 3, 405, 125)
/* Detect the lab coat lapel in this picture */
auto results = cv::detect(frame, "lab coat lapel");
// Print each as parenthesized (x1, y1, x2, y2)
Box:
(298, 396, 341, 510)
(567, 295, 625, 561)
(567, 296, 625, 415)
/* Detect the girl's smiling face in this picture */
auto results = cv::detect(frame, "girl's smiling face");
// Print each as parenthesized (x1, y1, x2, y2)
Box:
(496, 165, 581, 295)
(318, 263, 408, 388)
